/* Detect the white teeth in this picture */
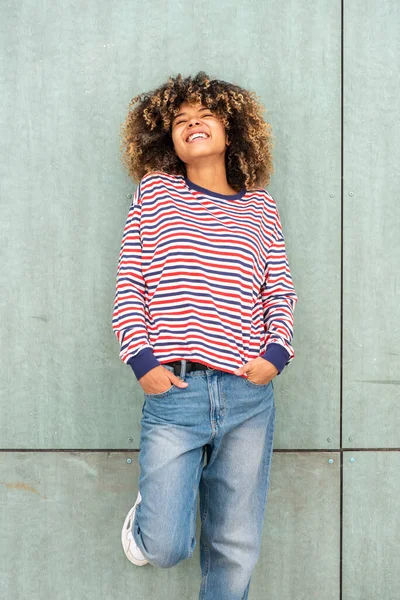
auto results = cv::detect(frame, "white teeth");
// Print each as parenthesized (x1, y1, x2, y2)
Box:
(187, 133, 209, 142)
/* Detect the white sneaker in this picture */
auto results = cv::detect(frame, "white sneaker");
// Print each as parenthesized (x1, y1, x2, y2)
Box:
(121, 490, 149, 566)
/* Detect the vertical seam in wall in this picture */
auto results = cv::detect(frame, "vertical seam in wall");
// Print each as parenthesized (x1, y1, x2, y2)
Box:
(340, 0, 344, 598)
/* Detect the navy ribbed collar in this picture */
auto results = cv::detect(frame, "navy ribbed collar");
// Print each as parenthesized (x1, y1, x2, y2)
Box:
(183, 176, 246, 200)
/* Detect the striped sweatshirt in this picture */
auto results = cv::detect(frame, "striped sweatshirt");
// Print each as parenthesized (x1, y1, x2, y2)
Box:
(112, 171, 298, 381)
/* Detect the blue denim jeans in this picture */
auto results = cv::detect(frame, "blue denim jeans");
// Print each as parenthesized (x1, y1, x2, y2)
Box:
(132, 360, 276, 600)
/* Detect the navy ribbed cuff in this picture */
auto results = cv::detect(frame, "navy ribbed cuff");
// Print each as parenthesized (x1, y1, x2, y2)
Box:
(261, 343, 290, 375)
(127, 347, 161, 380)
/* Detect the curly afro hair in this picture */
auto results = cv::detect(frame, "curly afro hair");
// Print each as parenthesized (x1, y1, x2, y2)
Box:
(119, 71, 275, 192)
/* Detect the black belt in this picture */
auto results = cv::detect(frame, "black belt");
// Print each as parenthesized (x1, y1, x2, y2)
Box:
(164, 360, 213, 376)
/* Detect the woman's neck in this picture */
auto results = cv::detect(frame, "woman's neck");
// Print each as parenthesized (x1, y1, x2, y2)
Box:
(185, 166, 237, 195)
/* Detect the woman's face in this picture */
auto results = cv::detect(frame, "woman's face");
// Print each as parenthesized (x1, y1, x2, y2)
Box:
(171, 101, 229, 166)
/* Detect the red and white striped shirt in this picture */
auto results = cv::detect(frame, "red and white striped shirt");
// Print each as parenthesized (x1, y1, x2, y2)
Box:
(112, 171, 298, 380)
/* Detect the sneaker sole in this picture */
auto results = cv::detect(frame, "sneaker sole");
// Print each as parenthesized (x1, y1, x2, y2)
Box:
(121, 495, 149, 566)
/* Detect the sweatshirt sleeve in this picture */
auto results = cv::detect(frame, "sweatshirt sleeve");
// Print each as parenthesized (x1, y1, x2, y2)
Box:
(260, 204, 298, 375)
(111, 184, 161, 380)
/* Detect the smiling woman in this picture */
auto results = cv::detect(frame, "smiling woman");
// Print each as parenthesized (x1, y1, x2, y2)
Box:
(114, 70, 298, 600)
(119, 71, 275, 192)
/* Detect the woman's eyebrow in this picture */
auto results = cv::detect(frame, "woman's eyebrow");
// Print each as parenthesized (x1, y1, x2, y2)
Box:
(173, 107, 210, 121)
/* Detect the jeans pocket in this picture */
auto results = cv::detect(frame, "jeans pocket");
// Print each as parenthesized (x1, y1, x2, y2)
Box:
(244, 377, 273, 389)
(144, 384, 176, 398)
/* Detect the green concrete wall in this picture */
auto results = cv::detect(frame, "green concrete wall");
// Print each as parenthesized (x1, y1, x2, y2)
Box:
(1, 0, 399, 598)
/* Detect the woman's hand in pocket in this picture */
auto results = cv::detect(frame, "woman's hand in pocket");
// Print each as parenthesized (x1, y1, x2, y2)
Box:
(139, 365, 189, 395)
(233, 357, 278, 385)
